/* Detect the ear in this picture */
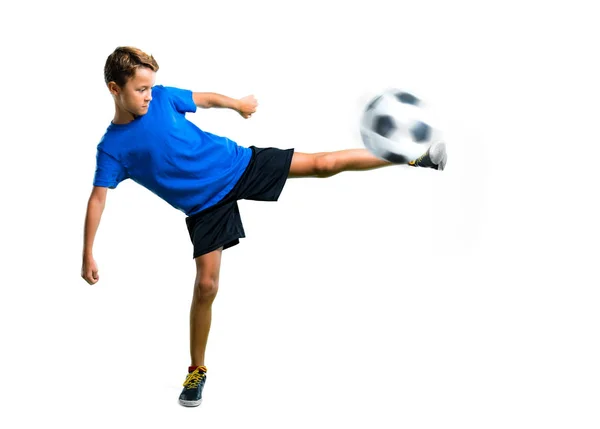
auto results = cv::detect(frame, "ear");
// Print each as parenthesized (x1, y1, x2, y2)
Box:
(107, 81, 121, 96)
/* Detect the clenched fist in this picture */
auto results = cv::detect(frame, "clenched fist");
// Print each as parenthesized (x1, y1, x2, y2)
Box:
(81, 257, 100, 285)
(237, 95, 258, 119)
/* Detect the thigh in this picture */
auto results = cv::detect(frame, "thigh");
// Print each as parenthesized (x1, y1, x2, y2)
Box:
(195, 247, 223, 281)
(186, 201, 245, 259)
(236, 146, 294, 201)
(288, 152, 319, 178)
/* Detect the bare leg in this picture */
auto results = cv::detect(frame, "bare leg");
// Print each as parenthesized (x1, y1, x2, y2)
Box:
(188, 150, 387, 364)
(288, 149, 392, 178)
(189, 248, 222, 367)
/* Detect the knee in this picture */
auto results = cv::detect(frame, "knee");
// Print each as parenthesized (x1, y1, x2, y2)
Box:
(313, 153, 337, 177)
(193, 276, 219, 302)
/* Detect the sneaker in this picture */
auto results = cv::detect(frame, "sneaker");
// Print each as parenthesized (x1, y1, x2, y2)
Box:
(179, 366, 207, 407)
(408, 141, 447, 171)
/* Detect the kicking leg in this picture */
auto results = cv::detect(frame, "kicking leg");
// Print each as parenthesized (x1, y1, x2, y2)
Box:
(189, 248, 222, 367)
(289, 149, 392, 178)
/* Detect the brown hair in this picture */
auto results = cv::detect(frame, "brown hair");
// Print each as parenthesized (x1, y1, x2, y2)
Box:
(104, 46, 159, 87)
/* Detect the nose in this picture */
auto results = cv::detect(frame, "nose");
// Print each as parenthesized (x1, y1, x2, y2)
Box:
(145, 90, 152, 102)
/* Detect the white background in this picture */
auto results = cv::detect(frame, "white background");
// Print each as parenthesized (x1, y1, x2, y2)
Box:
(1, 0, 599, 427)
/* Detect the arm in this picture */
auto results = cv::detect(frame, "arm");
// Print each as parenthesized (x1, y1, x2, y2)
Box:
(192, 92, 258, 119)
(81, 186, 108, 285)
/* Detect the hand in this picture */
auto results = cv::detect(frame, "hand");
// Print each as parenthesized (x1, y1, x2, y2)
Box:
(237, 95, 257, 119)
(81, 256, 100, 285)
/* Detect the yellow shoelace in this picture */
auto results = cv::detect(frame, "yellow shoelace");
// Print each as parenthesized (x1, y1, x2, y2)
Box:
(409, 151, 427, 166)
(183, 369, 206, 388)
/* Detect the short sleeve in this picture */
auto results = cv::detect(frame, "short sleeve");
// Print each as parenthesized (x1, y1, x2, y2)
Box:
(161, 85, 197, 114)
(93, 149, 128, 189)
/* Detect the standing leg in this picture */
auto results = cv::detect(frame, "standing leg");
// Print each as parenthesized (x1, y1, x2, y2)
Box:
(190, 247, 222, 367)
(180, 248, 222, 407)
(288, 149, 392, 178)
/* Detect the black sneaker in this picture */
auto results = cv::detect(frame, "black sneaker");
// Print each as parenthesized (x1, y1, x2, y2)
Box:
(179, 366, 207, 407)
(408, 141, 447, 170)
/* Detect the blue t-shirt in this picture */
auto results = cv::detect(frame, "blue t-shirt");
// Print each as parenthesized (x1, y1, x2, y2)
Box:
(93, 85, 252, 216)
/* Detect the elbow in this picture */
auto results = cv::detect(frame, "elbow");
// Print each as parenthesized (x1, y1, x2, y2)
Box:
(88, 196, 106, 212)
(204, 93, 215, 108)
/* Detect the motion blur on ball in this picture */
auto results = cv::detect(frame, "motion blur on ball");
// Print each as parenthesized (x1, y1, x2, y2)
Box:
(360, 89, 442, 164)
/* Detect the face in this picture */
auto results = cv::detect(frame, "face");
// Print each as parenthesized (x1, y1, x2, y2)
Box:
(109, 67, 156, 117)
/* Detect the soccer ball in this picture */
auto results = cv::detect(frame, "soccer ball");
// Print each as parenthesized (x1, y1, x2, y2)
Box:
(360, 89, 442, 164)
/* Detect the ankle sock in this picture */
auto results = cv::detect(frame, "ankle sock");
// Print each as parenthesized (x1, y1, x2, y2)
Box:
(189, 365, 207, 373)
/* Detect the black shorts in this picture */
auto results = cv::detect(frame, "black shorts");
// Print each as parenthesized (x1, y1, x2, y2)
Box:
(185, 146, 295, 258)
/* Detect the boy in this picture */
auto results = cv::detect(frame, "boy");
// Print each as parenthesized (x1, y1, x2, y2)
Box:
(81, 46, 447, 408)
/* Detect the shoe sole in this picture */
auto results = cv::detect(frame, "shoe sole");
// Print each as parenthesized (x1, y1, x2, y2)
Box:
(429, 141, 447, 171)
(179, 398, 202, 407)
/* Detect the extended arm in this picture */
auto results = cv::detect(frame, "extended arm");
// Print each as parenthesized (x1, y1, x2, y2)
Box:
(192, 92, 258, 119)
(81, 186, 107, 284)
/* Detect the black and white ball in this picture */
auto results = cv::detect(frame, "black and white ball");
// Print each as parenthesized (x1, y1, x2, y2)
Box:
(360, 89, 442, 164)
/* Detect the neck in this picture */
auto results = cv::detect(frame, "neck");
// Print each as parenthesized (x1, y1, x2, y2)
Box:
(112, 103, 138, 125)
